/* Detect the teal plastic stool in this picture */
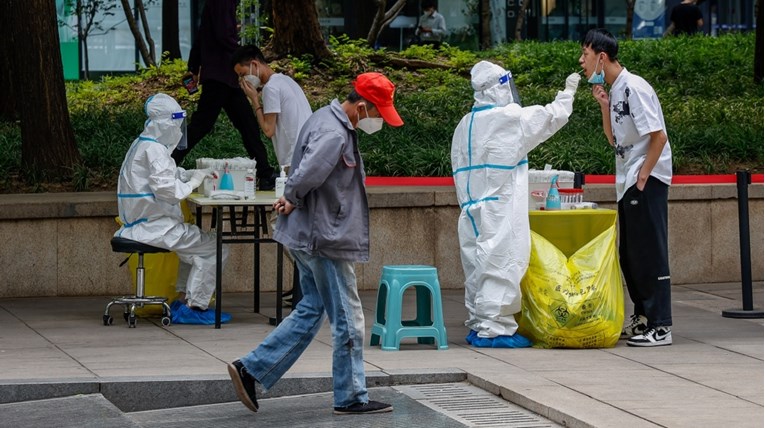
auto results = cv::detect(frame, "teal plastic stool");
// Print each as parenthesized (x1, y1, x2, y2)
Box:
(370, 265, 448, 351)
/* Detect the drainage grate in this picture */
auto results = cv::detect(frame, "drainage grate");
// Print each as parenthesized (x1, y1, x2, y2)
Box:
(395, 383, 561, 428)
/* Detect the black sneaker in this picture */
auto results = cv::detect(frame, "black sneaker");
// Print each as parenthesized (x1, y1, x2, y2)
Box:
(627, 326, 672, 347)
(334, 400, 393, 415)
(227, 360, 259, 412)
(620, 314, 648, 339)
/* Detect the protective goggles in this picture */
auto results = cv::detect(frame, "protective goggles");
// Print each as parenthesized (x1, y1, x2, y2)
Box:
(171, 111, 188, 150)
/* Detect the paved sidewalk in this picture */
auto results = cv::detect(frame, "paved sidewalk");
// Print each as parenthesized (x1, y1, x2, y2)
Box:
(0, 282, 762, 427)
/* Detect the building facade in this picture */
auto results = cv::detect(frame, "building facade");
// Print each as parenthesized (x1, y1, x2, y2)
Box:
(59, 0, 756, 79)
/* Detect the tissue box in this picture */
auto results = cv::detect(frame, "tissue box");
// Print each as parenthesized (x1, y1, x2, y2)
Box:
(195, 157, 257, 194)
(528, 169, 574, 210)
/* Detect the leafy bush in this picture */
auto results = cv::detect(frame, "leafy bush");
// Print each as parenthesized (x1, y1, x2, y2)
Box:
(0, 33, 761, 192)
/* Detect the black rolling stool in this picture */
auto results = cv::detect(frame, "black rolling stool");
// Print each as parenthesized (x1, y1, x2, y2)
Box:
(104, 236, 173, 328)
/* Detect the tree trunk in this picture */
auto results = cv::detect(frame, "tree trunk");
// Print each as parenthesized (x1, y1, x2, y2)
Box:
(514, 0, 531, 41)
(756, 0, 763, 82)
(270, 0, 331, 61)
(366, 0, 407, 47)
(136, 0, 156, 64)
(479, 0, 492, 49)
(0, 6, 18, 121)
(625, 0, 635, 40)
(162, 0, 181, 61)
(120, 0, 155, 67)
(83, 38, 90, 80)
(3, 0, 81, 178)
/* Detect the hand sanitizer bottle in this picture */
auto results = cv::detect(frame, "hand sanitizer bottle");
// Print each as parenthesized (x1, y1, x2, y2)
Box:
(545, 175, 561, 210)
(244, 168, 256, 199)
(275, 165, 287, 198)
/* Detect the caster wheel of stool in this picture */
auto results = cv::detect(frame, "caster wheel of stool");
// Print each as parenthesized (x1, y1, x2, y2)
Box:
(128, 315, 137, 328)
(103, 315, 113, 326)
(161, 317, 171, 327)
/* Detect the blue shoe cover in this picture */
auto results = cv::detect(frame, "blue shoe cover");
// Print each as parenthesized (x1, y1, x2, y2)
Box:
(169, 299, 183, 313)
(469, 333, 532, 348)
(465, 330, 479, 344)
(171, 305, 232, 325)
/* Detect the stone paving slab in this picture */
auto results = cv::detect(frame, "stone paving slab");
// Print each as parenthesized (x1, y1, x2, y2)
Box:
(0, 283, 761, 428)
(0, 394, 139, 428)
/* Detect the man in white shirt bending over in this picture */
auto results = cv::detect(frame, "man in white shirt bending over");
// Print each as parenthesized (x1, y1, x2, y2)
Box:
(233, 45, 312, 173)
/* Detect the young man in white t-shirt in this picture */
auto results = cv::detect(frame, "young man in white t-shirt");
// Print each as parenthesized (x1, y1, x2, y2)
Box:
(232, 45, 313, 170)
(579, 28, 674, 347)
(233, 45, 313, 305)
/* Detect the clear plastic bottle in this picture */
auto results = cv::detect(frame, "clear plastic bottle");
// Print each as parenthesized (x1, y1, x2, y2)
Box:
(275, 165, 287, 198)
(244, 168, 256, 199)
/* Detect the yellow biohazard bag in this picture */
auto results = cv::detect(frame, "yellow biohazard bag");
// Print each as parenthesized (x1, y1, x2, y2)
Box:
(517, 212, 624, 348)
(116, 201, 195, 316)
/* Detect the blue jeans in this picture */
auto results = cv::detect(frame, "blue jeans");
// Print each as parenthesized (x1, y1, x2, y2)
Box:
(239, 250, 369, 408)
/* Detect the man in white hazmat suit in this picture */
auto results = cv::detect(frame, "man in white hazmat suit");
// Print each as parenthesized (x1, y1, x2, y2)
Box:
(115, 93, 231, 325)
(451, 61, 580, 347)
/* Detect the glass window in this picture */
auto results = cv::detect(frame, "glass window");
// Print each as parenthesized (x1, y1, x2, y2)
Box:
(316, 0, 345, 41)
(603, 0, 627, 37)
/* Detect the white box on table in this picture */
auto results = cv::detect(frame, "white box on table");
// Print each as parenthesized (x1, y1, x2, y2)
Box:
(195, 157, 257, 194)
(528, 169, 574, 210)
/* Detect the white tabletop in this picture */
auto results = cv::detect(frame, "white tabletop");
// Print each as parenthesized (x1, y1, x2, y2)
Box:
(187, 191, 278, 207)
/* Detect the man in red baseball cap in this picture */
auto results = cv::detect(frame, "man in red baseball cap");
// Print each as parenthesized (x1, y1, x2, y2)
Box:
(228, 72, 402, 416)
(351, 72, 404, 128)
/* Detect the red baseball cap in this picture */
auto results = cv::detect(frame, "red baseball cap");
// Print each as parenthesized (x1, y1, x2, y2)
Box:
(352, 72, 404, 127)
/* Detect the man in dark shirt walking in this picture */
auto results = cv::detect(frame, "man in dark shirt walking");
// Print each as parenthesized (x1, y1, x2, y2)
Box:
(665, 0, 704, 36)
(173, 0, 275, 189)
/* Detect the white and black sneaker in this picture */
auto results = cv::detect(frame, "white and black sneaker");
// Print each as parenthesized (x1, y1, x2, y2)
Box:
(281, 289, 293, 308)
(620, 314, 648, 339)
(627, 326, 672, 347)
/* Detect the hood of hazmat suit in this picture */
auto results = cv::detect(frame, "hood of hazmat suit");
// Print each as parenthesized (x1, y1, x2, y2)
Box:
(115, 93, 196, 244)
(450, 60, 576, 339)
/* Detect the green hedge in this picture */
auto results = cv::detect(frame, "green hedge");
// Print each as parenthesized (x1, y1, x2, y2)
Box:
(0, 33, 761, 191)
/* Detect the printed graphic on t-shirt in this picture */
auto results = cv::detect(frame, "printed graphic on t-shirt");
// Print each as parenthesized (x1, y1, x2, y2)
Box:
(614, 142, 630, 159)
(613, 87, 631, 124)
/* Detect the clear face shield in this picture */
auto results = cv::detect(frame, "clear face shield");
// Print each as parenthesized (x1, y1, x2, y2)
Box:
(171, 111, 188, 150)
(498, 71, 522, 106)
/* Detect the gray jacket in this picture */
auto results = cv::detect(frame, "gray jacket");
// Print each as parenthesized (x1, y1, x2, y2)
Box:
(273, 99, 370, 262)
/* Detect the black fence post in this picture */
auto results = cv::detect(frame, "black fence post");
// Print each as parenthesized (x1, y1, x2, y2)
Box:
(722, 170, 763, 319)
(574, 172, 585, 189)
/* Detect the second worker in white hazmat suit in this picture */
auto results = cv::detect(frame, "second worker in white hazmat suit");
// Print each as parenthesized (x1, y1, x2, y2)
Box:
(451, 61, 580, 347)
(115, 93, 231, 325)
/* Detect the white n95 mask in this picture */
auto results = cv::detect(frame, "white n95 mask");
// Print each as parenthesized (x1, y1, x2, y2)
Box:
(243, 63, 261, 89)
(358, 117, 383, 135)
(357, 107, 384, 135)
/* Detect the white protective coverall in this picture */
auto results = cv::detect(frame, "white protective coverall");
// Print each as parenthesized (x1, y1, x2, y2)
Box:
(115, 93, 228, 310)
(451, 61, 580, 339)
